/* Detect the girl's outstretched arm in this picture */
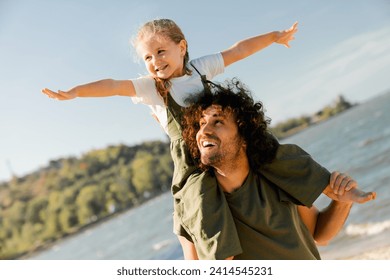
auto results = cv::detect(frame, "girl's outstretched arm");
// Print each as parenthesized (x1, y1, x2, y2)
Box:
(42, 79, 135, 100)
(221, 22, 298, 67)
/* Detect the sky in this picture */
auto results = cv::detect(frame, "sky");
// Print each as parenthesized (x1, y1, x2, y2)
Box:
(0, 0, 389, 182)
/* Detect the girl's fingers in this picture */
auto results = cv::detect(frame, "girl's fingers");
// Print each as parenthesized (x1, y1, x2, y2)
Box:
(329, 171, 340, 190)
(331, 172, 352, 195)
(290, 22, 298, 32)
(333, 174, 344, 194)
(345, 179, 356, 191)
(335, 173, 357, 195)
(338, 175, 352, 195)
(42, 88, 56, 97)
(42, 88, 69, 100)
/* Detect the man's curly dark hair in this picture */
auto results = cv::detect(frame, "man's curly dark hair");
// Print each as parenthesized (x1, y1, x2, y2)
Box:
(182, 78, 279, 171)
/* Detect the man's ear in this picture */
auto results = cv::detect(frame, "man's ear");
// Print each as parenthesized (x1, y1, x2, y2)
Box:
(241, 139, 247, 151)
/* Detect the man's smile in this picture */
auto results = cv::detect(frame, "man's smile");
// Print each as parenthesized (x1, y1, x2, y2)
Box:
(201, 140, 217, 148)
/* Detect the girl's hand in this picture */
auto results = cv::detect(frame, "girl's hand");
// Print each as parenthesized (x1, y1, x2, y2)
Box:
(275, 21, 298, 48)
(41, 88, 77, 100)
(329, 171, 356, 196)
(325, 171, 377, 204)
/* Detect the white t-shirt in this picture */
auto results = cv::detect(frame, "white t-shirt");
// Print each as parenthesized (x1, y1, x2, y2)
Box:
(130, 53, 225, 134)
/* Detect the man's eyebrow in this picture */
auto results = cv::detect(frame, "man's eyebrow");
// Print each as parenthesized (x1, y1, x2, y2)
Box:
(212, 111, 226, 118)
(200, 113, 224, 118)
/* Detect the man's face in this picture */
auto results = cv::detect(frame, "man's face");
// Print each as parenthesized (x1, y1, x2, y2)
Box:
(196, 105, 246, 169)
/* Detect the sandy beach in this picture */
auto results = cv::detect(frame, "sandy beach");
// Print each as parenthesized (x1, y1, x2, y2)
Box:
(321, 245, 390, 260)
(345, 245, 390, 260)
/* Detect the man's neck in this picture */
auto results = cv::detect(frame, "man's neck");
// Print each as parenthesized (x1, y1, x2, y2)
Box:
(213, 158, 250, 194)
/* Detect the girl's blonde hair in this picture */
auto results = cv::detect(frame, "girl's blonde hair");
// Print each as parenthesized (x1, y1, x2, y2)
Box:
(133, 19, 191, 102)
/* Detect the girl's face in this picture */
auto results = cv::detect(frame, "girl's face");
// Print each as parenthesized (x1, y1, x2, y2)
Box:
(137, 35, 186, 79)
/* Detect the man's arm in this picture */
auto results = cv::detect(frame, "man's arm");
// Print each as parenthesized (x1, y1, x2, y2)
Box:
(178, 236, 199, 260)
(298, 201, 352, 246)
(299, 172, 376, 245)
(221, 22, 298, 67)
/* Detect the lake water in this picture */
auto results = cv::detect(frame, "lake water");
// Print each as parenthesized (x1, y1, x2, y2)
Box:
(29, 91, 390, 260)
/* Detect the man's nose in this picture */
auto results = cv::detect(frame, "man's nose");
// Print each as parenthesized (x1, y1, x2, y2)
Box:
(199, 122, 213, 135)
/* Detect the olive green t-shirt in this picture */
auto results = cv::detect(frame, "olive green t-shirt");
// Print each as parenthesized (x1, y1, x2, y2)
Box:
(174, 143, 330, 259)
(225, 170, 323, 260)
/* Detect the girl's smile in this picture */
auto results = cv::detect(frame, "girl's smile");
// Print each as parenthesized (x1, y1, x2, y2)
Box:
(137, 35, 186, 79)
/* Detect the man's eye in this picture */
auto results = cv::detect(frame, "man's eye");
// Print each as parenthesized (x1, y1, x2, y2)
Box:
(144, 56, 151, 61)
(158, 50, 165, 55)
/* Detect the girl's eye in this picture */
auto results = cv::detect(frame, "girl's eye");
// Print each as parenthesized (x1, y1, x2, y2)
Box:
(144, 56, 151, 61)
(158, 50, 165, 55)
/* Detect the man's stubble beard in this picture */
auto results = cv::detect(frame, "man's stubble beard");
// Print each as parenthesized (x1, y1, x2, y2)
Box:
(200, 138, 246, 171)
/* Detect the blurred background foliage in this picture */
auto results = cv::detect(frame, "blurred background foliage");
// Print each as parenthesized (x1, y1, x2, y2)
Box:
(0, 140, 172, 259)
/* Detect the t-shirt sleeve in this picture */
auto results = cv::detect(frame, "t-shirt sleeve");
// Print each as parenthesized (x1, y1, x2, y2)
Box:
(176, 172, 243, 260)
(260, 144, 331, 207)
(130, 76, 164, 106)
(190, 53, 225, 80)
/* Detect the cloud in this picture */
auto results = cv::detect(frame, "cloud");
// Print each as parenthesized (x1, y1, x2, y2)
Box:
(268, 26, 390, 123)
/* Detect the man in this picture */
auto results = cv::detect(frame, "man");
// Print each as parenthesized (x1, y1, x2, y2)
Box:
(178, 79, 376, 259)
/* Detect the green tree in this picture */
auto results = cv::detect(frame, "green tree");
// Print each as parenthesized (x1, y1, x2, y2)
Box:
(25, 197, 48, 225)
(0, 140, 173, 259)
(109, 181, 136, 210)
(6, 201, 26, 229)
(41, 211, 61, 240)
(59, 206, 78, 232)
(76, 185, 105, 225)
(130, 151, 156, 195)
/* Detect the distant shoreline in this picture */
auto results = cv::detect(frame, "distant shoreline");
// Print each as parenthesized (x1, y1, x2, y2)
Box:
(16, 191, 170, 260)
(16, 207, 126, 260)
(271, 95, 358, 140)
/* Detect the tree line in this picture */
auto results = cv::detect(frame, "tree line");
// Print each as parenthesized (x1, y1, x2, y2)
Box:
(271, 95, 356, 139)
(0, 141, 173, 259)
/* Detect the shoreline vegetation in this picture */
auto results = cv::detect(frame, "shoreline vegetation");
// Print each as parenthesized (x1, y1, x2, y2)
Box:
(270, 95, 357, 140)
(0, 141, 174, 260)
(0, 95, 357, 260)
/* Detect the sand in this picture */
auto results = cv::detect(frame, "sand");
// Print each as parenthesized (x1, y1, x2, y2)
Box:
(343, 245, 390, 260)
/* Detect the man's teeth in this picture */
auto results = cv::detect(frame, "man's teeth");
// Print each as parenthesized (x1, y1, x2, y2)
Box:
(203, 141, 215, 147)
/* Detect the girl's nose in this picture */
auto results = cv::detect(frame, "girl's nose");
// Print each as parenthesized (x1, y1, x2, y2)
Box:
(153, 55, 162, 64)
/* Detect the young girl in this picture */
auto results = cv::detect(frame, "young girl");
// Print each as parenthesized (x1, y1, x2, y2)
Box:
(42, 19, 336, 259)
